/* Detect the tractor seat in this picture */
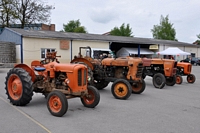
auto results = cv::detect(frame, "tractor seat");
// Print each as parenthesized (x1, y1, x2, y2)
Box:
(34, 67, 46, 72)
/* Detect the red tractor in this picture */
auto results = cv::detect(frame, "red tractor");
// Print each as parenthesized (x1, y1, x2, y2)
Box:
(176, 62, 196, 84)
(5, 52, 100, 117)
(142, 58, 177, 89)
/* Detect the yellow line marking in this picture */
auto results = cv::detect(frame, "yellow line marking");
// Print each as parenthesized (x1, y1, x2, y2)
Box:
(0, 96, 51, 133)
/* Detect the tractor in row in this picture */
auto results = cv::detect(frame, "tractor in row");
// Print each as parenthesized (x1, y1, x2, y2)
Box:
(71, 46, 146, 100)
(176, 62, 196, 84)
(142, 58, 177, 89)
(141, 58, 196, 89)
(5, 52, 100, 117)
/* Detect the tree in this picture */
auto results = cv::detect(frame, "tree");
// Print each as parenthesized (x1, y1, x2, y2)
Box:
(110, 23, 133, 37)
(151, 15, 177, 41)
(194, 34, 200, 45)
(63, 19, 87, 33)
(0, 0, 16, 27)
(0, 0, 53, 28)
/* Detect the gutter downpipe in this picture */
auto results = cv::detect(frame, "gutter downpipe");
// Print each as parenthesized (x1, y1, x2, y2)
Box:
(138, 45, 140, 57)
(21, 35, 23, 63)
(70, 40, 72, 61)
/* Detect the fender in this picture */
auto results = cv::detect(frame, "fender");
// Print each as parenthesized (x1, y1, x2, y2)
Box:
(71, 58, 94, 70)
(14, 64, 36, 82)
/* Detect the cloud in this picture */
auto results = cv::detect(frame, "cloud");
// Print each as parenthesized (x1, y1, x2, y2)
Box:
(89, 7, 118, 24)
(47, 0, 200, 43)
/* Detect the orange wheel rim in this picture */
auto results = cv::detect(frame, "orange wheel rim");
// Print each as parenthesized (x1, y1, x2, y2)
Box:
(7, 74, 23, 100)
(49, 95, 62, 113)
(114, 83, 128, 98)
(83, 89, 95, 104)
(176, 77, 181, 84)
(132, 82, 142, 92)
(188, 76, 194, 82)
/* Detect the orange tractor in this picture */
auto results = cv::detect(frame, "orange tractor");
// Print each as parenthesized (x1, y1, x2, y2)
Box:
(71, 46, 146, 100)
(176, 62, 196, 84)
(142, 58, 177, 89)
(5, 52, 100, 117)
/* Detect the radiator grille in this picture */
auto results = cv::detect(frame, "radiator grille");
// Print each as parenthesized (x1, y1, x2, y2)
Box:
(78, 68, 87, 86)
(136, 63, 144, 78)
(78, 69, 82, 86)
(84, 69, 87, 85)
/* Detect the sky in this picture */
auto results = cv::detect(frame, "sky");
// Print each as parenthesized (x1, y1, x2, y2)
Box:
(47, 0, 200, 44)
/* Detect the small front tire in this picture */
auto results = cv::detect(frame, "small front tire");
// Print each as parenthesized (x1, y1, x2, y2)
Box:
(153, 73, 166, 89)
(176, 75, 183, 84)
(187, 74, 196, 83)
(47, 90, 68, 117)
(111, 79, 132, 100)
(81, 86, 100, 108)
(131, 78, 146, 94)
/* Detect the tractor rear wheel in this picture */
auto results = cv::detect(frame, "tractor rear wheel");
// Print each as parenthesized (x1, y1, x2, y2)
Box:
(131, 78, 146, 94)
(93, 80, 109, 90)
(47, 90, 68, 117)
(176, 75, 183, 84)
(5, 68, 33, 106)
(142, 73, 146, 79)
(166, 75, 176, 86)
(187, 74, 196, 83)
(153, 73, 166, 89)
(111, 79, 132, 100)
(81, 85, 100, 108)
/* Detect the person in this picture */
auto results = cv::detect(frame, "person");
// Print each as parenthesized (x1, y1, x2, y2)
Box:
(168, 55, 174, 60)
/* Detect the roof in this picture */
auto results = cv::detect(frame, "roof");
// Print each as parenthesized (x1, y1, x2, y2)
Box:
(4, 27, 198, 47)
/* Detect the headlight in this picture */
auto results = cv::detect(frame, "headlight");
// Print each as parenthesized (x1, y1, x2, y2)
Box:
(65, 78, 70, 84)
(87, 76, 91, 81)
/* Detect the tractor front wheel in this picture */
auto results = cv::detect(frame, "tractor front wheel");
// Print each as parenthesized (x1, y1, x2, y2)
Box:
(5, 68, 33, 106)
(187, 74, 196, 83)
(153, 73, 166, 89)
(176, 75, 183, 84)
(131, 78, 146, 94)
(166, 75, 176, 86)
(81, 86, 100, 108)
(111, 79, 132, 100)
(47, 90, 68, 117)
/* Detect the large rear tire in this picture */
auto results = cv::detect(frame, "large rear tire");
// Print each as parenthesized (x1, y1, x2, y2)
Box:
(131, 78, 146, 94)
(111, 79, 132, 100)
(93, 80, 109, 90)
(153, 73, 166, 89)
(176, 75, 183, 84)
(47, 90, 68, 117)
(81, 86, 100, 108)
(142, 73, 146, 79)
(166, 75, 176, 86)
(187, 74, 196, 83)
(5, 68, 33, 106)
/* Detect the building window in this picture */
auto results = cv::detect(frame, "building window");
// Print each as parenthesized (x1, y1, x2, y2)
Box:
(41, 48, 56, 59)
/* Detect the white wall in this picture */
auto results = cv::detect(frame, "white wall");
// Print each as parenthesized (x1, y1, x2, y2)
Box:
(23, 37, 71, 65)
(21, 38, 110, 65)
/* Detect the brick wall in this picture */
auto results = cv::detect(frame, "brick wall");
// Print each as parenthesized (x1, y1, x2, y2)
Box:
(41, 24, 55, 31)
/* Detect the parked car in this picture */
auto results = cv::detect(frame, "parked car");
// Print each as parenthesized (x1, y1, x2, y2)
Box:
(180, 57, 200, 65)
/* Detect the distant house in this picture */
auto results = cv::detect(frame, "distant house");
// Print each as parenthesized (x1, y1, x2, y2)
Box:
(0, 23, 55, 34)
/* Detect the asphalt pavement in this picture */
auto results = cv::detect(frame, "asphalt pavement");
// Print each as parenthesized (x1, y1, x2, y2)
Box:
(0, 67, 200, 133)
